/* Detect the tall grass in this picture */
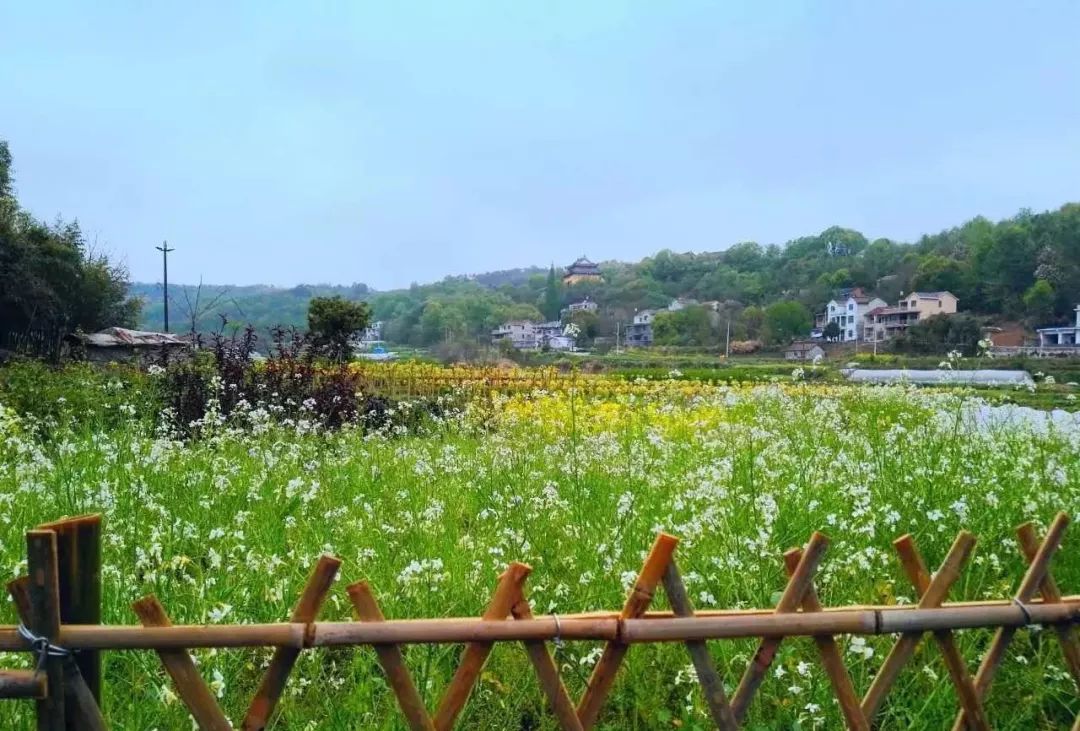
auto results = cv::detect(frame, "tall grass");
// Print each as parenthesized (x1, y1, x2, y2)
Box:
(0, 372, 1077, 728)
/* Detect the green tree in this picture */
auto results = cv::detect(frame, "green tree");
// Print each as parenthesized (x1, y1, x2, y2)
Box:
(823, 320, 841, 341)
(307, 295, 370, 362)
(764, 301, 811, 344)
(652, 306, 714, 346)
(893, 313, 983, 356)
(1022, 279, 1055, 325)
(0, 141, 138, 342)
(739, 306, 765, 340)
(543, 264, 562, 321)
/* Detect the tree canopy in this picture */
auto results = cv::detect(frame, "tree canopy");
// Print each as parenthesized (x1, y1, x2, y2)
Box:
(307, 295, 370, 362)
(0, 141, 138, 341)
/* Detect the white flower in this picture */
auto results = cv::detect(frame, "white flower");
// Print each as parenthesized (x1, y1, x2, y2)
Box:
(208, 604, 232, 622)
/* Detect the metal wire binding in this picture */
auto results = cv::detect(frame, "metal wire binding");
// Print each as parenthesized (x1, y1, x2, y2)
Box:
(1012, 598, 1034, 626)
(551, 613, 564, 649)
(17, 623, 71, 675)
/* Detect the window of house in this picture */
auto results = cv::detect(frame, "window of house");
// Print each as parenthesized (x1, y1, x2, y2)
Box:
(848, 303, 854, 310)
(847, 330, 854, 339)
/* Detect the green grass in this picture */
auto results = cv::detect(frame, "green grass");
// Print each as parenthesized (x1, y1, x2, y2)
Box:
(0, 371, 1078, 728)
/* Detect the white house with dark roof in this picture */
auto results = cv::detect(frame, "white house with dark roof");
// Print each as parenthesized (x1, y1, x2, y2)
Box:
(825, 288, 887, 342)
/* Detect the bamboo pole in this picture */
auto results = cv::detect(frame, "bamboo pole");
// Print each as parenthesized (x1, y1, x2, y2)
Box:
(132, 596, 232, 731)
(576, 532, 679, 730)
(661, 561, 737, 731)
(1017, 522, 1080, 688)
(952, 512, 1070, 731)
(510, 591, 584, 731)
(783, 548, 867, 731)
(893, 536, 988, 731)
(9, 577, 107, 731)
(37, 515, 102, 706)
(731, 532, 829, 723)
(0, 597, 1069, 653)
(27, 529, 65, 731)
(433, 562, 531, 731)
(0, 670, 46, 699)
(862, 531, 975, 723)
(242, 555, 341, 731)
(347, 581, 434, 731)
(557, 595, 1080, 621)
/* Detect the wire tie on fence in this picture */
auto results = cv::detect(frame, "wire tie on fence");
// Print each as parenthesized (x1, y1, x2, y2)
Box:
(1012, 598, 1034, 626)
(552, 613, 564, 649)
(17, 623, 72, 676)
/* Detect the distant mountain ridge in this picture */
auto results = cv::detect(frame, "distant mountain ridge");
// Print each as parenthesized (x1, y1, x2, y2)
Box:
(133, 202, 1080, 347)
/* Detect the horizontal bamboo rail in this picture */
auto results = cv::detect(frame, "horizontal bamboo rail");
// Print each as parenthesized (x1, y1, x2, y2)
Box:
(0, 599, 1075, 652)
(3, 513, 1079, 730)
(0, 671, 46, 700)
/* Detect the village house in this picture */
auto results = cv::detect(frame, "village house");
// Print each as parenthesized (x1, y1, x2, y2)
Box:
(864, 291, 959, 342)
(784, 341, 826, 361)
(490, 321, 537, 349)
(491, 320, 577, 351)
(824, 288, 887, 342)
(1037, 305, 1080, 348)
(562, 256, 602, 285)
(561, 297, 599, 319)
(71, 327, 190, 365)
(624, 309, 655, 347)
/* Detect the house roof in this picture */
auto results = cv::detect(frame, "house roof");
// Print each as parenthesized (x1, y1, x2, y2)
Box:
(785, 341, 822, 352)
(565, 256, 600, 274)
(74, 327, 188, 348)
(909, 291, 956, 300)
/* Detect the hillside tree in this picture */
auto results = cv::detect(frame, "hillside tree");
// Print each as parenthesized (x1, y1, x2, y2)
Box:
(307, 295, 370, 362)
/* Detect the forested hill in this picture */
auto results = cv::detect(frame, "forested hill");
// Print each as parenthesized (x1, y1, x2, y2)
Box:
(135, 203, 1080, 345)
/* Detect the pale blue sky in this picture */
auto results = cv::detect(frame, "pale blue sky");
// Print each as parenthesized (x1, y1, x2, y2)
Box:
(3, 1, 1079, 288)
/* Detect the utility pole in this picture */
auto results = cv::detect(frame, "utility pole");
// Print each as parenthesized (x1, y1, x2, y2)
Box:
(155, 241, 174, 332)
(725, 318, 731, 359)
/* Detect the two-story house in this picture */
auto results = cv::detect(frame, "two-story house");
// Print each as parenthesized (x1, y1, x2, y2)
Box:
(864, 291, 959, 342)
(491, 321, 537, 349)
(825, 288, 887, 342)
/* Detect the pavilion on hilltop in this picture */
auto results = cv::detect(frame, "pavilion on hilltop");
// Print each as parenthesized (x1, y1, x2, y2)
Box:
(563, 256, 602, 285)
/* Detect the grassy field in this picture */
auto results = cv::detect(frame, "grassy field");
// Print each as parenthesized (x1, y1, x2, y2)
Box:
(1, 365, 1079, 728)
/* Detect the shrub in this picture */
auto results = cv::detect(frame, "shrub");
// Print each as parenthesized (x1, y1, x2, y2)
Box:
(0, 359, 161, 435)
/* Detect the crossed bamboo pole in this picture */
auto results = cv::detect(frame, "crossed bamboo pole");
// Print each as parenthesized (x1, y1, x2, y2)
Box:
(3, 515, 1080, 730)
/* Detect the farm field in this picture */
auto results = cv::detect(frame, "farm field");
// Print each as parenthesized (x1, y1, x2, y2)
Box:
(1, 365, 1079, 728)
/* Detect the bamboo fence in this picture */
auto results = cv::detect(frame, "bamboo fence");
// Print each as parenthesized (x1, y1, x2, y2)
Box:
(1, 513, 1078, 730)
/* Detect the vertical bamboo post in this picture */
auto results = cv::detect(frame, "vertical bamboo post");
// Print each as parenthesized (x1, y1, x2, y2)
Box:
(347, 581, 434, 731)
(509, 591, 584, 731)
(951, 512, 1069, 731)
(862, 531, 975, 723)
(27, 530, 65, 731)
(36, 515, 102, 706)
(731, 532, 829, 724)
(132, 595, 231, 731)
(576, 533, 679, 730)
(1016, 522, 1080, 687)
(242, 555, 340, 730)
(782, 549, 867, 731)
(893, 535, 988, 731)
(9, 577, 106, 730)
(433, 562, 531, 731)
(661, 561, 737, 731)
